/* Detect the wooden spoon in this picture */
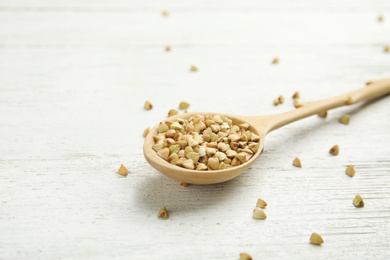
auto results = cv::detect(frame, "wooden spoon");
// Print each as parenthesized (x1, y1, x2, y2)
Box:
(144, 78, 390, 184)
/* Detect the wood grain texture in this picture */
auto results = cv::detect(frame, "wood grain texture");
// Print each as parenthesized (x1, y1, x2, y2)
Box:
(0, 0, 389, 259)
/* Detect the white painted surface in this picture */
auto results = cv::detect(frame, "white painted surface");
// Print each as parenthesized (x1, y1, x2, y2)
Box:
(0, 1, 390, 259)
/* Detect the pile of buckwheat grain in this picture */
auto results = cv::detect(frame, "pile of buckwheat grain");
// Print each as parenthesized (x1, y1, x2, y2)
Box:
(151, 114, 260, 171)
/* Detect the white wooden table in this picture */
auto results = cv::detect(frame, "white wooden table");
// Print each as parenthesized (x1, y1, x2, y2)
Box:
(1, 1, 390, 259)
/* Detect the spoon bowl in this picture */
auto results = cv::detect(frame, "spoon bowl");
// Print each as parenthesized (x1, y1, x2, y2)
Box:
(143, 112, 266, 184)
(143, 79, 390, 184)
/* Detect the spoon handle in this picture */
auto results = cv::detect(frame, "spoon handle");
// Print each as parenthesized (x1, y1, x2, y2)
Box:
(249, 78, 390, 133)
